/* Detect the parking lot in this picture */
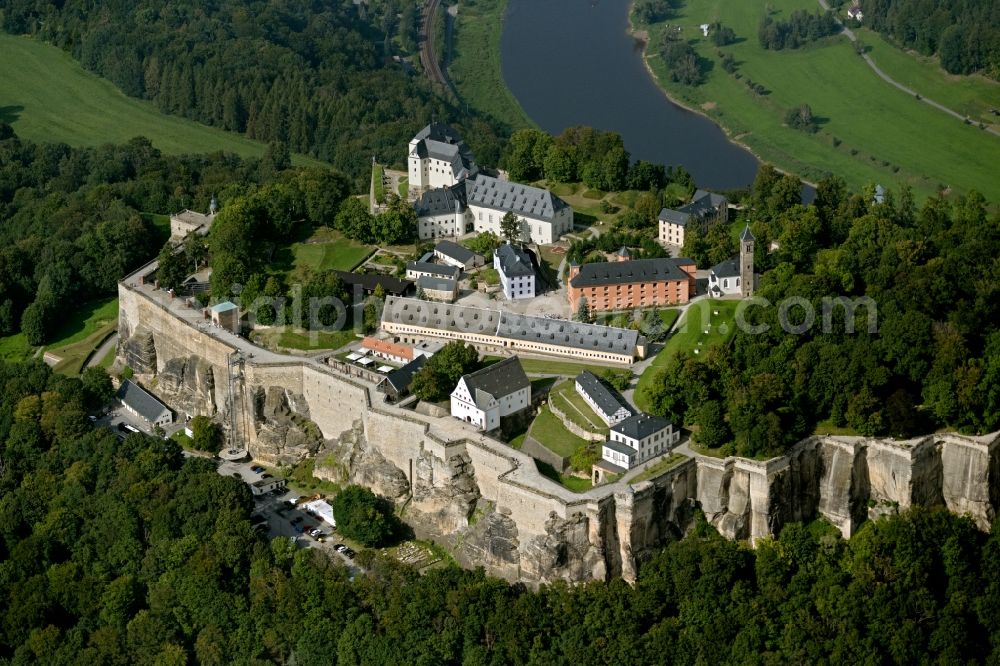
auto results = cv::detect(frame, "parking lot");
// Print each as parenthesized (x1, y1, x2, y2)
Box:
(216, 458, 363, 574)
(95, 405, 189, 440)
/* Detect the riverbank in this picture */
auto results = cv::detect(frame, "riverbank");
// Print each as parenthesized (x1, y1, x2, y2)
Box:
(628, 0, 1000, 203)
(448, 0, 535, 130)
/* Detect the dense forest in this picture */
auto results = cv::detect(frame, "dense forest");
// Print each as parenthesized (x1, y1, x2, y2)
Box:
(2, 359, 1000, 664)
(0, 126, 337, 345)
(758, 9, 840, 51)
(0, 0, 505, 180)
(859, 0, 1000, 77)
(646, 167, 1000, 456)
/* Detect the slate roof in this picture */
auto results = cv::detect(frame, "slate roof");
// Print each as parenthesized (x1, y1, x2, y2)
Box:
(461, 357, 530, 404)
(494, 243, 535, 278)
(466, 175, 567, 221)
(658, 208, 692, 226)
(435, 240, 477, 264)
(575, 371, 634, 419)
(381, 297, 641, 356)
(659, 190, 727, 227)
(740, 225, 755, 242)
(710, 258, 740, 279)
(407, 261, 460, 280)
(332, 271, 414, 296)
(411, 123, 478, 180)
(414, 183, 466, 217)
(569, 258, 692, 288)
(117, 380, 171, 422)
(382, 355, 428, 395)
(603, 439, 639, 458)
(611, 413, 672, 441)
(416, 275, 457, 293)
(500, 312, 640, 355)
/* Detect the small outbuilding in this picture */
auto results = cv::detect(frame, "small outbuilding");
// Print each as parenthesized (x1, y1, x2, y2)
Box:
(117, 379, 173, 428)
(210, 301, 240, 332)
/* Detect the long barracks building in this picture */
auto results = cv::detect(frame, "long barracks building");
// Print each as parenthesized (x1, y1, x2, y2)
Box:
(380, 296, 647, 364)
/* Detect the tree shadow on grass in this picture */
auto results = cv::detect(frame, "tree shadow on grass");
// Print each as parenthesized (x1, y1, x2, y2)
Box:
(0, 105, 24, 124)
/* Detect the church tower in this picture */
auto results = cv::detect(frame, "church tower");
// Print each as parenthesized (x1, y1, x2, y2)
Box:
(739, 224, 755, 297)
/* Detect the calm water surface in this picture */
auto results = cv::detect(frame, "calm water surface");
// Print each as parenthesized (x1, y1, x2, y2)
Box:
(501, 0, 760, 191)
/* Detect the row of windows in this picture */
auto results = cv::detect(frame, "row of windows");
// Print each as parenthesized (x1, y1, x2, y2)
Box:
(386, 324, 634, 363)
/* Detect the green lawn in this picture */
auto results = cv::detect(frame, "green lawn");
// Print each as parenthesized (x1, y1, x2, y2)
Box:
(0, 297, 119, 375)
(635, 300, 738, 412)
(635, 0, 1000, 201)
(536, 460, 593, 493)
(449, 0, 535, 129)
(398, 177, 409, 198)
(44, 298, 120, 375)
(252, 327, 359, 353)
(288, 228, 375, 275)
(373, 164, 386, 204)
(631, 453, 688, 483)
(484, 355, 627, 377)
(856, 28, 1000, 126)
(0, 34, 326, 167)
(527, 405, 590, 458)
(550, 381, 607, 435)
(659, 308, 681, 329)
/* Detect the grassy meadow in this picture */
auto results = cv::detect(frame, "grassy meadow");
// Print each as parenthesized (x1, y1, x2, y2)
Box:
(0, 34, 326, 167)
(635, 0, 1000, 201)
(448, 0, 535, 129)
(635, 299, 739, 412)
(0, 297, 119, 375)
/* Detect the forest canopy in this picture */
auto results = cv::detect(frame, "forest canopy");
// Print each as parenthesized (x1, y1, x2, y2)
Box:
(1, 359, 1000, 664)
(0, 0, 505, 181)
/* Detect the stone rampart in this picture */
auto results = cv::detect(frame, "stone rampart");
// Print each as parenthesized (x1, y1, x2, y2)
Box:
(117, 276, 1000, 585)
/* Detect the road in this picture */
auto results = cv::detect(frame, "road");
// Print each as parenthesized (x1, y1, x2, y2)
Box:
(817, 0, 1000, 139)
(85, 332, 117, 369)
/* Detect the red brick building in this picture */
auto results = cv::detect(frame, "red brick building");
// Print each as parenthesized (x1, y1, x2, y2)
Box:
(568, 253, 696, 313)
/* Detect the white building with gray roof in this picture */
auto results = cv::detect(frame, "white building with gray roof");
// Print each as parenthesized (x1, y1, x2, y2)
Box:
(493, 242, 536, 300)
(450, 356, 531, 431)
(601, 413, 679, 470)
(414, 183, 467, 240)
(575, 371, 634, 426)
(117, 379, 173, 428)
(467, 175, 573, 244)
(434, 240, 483, 269)
(380, 296, 647, 364)
(408, 123, 478, 195)
(658, 189, 728, 247)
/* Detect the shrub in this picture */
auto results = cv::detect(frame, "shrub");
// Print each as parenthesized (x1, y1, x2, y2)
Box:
(331, 485, 397, 547)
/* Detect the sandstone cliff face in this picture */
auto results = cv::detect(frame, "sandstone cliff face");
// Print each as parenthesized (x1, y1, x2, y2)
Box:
(156, 355, 216, 418)
(314, 420, 410, 501)
(121, 329, 156, 375)
(250, 386, 324, 465)
(409, 450, 479, 535)
(519, 512, 606, 584)
(458, 509, 520, 577)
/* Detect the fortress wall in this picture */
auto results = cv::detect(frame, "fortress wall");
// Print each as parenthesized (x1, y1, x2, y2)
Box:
(119, 277, 1000, 585)
(302, 365, 369, 438)
(363, 407, 438, 481)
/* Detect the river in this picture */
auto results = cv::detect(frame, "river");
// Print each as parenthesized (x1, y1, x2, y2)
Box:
(500, 0, 760, 191)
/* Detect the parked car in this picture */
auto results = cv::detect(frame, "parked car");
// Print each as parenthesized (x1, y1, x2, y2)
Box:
(261, 473, 273, 479)
(309, 529, 323, 538)
(251, 466, 265, 474)
(333, 544, 347, 553)
(291, 516, 304, 525)
(343, 548, 356, 559)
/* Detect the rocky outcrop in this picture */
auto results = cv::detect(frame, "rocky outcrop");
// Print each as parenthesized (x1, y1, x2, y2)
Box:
(409, 450, 479, 535)
(941, 436, 999, 529)
(314, 420, 410, 501)
(121, 329, 156, 375)
(520, 512, 606, 584)
(251, 386, 324, 465)
(459, 509, 521, 576)
(156, 355, 216, 417)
